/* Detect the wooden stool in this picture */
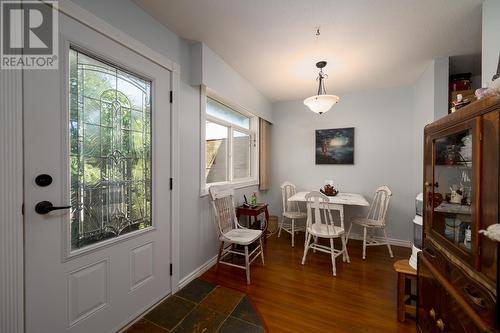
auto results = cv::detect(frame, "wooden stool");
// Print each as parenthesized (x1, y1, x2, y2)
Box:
(393, 259, 417, 322)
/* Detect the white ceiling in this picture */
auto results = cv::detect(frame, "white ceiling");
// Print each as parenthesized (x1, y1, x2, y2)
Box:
(135, 0, 483, 102)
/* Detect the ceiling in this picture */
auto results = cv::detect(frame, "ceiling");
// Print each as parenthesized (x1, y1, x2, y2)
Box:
(135, 0, 483, 102)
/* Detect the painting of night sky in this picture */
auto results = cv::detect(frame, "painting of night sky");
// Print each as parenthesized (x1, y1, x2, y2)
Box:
(315, 128, 354, 164)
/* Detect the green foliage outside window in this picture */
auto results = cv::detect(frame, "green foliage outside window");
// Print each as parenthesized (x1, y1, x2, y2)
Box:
(69, 48, 152, 250)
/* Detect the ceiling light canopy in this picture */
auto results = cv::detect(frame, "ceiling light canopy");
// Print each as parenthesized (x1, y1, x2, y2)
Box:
(303, 61, 339, 114)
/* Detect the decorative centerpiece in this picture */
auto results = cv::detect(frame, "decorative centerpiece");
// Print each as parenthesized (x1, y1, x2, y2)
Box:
(320, 183, 338, 196)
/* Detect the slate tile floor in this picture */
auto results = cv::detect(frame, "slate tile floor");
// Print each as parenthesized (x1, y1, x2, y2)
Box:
(124, 279, 265, 333)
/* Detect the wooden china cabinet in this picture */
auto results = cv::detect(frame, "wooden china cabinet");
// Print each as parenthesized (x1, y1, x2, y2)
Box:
(417, 96, 500, 333)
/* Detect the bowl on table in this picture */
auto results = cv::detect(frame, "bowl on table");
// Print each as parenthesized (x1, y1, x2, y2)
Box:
(320, 184, 338, 196)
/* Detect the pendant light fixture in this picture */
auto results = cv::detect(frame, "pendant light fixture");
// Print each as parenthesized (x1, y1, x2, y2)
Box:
(303, 61, 339, 114)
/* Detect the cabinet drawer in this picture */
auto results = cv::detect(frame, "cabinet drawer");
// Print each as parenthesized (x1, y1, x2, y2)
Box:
(418, 255, 494, 333)
(443, 294, 486, 333)
(448, 269, 496, 326)
(423, 240, 497, 325)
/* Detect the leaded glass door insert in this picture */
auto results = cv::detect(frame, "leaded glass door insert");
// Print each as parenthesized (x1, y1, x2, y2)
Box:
(69, 48, 152, 250)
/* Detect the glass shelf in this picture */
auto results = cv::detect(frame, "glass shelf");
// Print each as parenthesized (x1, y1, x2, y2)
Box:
(431, 127, 474, 255)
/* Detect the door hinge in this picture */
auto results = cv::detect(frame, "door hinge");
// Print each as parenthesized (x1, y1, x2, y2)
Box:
(169, 263, 173, 276)
(21, 203, 24, 215)
(169, 90, 173, 104)
(170, 178, 173, 190)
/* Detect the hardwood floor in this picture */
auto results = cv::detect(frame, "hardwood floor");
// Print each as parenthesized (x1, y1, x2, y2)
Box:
(202, 234, 417, 333)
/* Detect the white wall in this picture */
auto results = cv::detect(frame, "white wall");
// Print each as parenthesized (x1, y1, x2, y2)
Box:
(72, 0, 272, 280)
(201, 44, 273, 121)
(263, 86, 415, 242)
(412, 61, 435, 196)
(482, 0, 500, 84)
(433, 57, 450, 120)
(411, 57, 450, 196)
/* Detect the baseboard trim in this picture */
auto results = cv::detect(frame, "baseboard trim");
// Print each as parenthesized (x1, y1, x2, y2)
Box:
(348, 233, 411, 248)
(178, 255, 218, 290)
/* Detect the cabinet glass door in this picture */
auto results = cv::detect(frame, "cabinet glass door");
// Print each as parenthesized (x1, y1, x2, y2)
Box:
(431, 120, 477, 259)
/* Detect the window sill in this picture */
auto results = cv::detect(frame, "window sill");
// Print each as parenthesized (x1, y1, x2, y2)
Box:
(200, 179, 259, 197)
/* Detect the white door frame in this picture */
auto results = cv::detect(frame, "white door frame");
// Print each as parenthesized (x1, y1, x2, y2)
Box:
(0, 68, 24, 333)
(0, 1, 181, 332)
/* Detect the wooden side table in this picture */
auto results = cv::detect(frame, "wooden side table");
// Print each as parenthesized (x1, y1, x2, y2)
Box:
(394, 259, 417, 322)
(236, 204, 269, 243)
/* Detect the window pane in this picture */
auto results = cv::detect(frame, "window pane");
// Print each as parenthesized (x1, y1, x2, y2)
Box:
(69, 48, 152, 250)
(207, 97, 250, 129)
(233, 130, 251, 179)
(206, 121, 228, 183)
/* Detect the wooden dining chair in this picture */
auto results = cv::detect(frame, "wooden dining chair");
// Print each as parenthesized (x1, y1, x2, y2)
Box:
(301, 191, 350, 276)
(208, 185, 264, 284)
(346, 185, 394, 260)
(279, 181, 307, 247)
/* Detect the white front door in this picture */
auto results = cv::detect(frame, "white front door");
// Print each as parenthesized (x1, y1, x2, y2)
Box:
(24, 11, 172, 333)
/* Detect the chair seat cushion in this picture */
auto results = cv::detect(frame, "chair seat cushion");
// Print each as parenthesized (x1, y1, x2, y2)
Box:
(221, 228, 262, 245)
(307, 223, 344, 237)
(351, 216, 384, 227)
(283, 211, 307, 219)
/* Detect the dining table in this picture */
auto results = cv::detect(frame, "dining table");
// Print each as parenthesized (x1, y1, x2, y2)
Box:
(287, 191, 370, 230)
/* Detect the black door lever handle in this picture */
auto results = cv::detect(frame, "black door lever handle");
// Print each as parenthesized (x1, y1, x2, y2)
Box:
(35, 201, 71, 215)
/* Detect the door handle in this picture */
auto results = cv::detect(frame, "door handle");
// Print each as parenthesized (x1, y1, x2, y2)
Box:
(35, 201, 71, 215)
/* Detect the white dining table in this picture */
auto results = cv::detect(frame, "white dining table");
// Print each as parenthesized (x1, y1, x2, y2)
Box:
(288, 191, 369, 228)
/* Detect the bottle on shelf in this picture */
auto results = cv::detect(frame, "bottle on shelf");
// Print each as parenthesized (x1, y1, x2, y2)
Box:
(251, 192, 257, 205)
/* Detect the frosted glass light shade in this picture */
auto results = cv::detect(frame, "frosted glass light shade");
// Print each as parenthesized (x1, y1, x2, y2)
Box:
(303, 94, 339, 114)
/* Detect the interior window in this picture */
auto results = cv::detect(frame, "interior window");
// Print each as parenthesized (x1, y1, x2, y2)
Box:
(205, 120, 228, 183)
(204, 97, 256, 188)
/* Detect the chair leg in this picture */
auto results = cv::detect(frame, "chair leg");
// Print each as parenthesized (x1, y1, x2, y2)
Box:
(341, 235, 350, 263)
(278, 216, 285, 238)
(216, 241, 224, 269)
(340, 236, 345, 263)
(362, 227, 367, 260)
(330, 238, 336, 276)
(346, 222, 353, 245)
(291, 219, 295, 247)
(245, 245, 250, 284)
(301, 233, 312, 265)
(259, 237, 265, 265)
(313, 236, 318, 253)
(383, 228, 394, 258)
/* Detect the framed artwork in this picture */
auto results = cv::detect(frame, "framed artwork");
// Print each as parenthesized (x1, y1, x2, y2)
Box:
(315, 127, 354, 164)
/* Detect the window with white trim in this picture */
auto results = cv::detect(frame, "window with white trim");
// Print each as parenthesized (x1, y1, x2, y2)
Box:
(203, 96, 258, 191)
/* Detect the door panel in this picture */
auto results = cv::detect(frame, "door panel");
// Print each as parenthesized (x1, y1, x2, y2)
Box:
(24, 12, 171, 333)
